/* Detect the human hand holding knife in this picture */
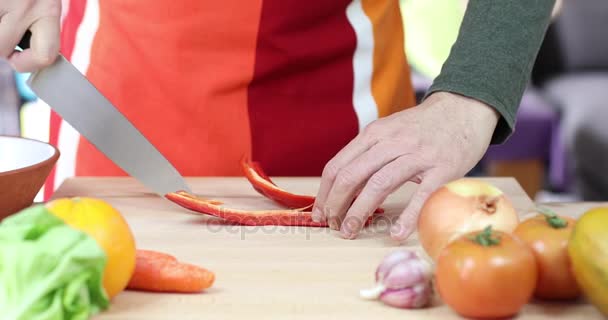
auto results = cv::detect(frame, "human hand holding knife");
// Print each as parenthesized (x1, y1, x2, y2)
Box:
(17, 31, 192, 197)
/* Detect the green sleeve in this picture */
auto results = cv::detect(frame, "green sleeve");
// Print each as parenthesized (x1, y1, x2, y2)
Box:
(425, 0, 556, 144)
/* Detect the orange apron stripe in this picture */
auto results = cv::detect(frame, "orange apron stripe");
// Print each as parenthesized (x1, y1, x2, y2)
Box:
(75, 0, 263, 177)
(361, 0, 416, 116)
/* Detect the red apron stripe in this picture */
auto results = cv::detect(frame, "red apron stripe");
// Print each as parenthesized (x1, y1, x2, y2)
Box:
(247, 0, 359, 176)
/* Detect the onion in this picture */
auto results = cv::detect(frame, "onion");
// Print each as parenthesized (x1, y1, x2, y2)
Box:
(417, 178, 520, 261)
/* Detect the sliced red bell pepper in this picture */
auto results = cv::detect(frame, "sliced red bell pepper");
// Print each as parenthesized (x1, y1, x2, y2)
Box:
(240, 157, 384, 213)
(166, 191, 379, 227)
(166, 158, 385, 227)
(241, 157, 315, 208)
(249, 161, 272, 182)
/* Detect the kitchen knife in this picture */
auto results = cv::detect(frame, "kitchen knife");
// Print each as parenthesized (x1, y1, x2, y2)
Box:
(18, 32, 191, 196)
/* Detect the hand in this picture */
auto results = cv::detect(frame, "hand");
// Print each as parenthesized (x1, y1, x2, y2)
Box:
(312, 92, 500, 241)
(0, 0, 61, 72)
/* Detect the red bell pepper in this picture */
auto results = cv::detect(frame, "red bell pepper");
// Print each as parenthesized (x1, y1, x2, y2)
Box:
(167, 191, 357, 227)
(241, 157, 384, 213)
(241, 157, 315, 208)
(165, 158, 385, 227)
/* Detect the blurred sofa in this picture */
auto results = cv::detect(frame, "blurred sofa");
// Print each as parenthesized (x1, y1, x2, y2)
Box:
(531, 0, 608, 200)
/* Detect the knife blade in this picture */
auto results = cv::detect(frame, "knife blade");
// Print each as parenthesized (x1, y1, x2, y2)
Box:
(18, 32, 191, 196)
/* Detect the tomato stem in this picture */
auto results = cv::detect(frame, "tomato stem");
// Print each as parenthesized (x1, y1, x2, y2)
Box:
(469, 225, 500, 246)
(537, 207, 567, 229)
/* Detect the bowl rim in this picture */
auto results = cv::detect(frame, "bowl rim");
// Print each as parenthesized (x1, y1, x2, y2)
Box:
(0, 135, 60, 177)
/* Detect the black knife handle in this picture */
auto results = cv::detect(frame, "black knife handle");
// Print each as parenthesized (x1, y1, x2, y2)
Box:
(18, 30, 32, 50)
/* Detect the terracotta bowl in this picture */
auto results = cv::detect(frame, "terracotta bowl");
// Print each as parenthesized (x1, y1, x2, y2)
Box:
(0, 136, 59, 221)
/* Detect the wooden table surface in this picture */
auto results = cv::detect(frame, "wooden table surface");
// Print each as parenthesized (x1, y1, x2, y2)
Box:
(52, 177, 605, 319)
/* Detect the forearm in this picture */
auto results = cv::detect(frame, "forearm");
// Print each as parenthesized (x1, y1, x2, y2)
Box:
(426, 0, 556, 144)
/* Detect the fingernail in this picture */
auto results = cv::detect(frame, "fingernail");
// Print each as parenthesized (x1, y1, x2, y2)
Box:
(390, 224, 403, 237)
(329, 221, 337, 230)
(312, 207, 322, 222)
(341, 223, 352, 236)
(344, 219, 359, 234)
(329, 219, 339, 230)
(340, 221, 355, 239)
(340, 229, 352, 239)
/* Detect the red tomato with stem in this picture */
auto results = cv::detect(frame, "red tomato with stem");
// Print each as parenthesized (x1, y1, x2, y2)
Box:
(435, 225, 537, 319)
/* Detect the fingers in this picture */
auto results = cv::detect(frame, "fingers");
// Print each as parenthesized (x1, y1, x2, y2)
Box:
(9, 16, 60, 72)
(339, 156, 421, 239)
(322, 145, 401, 230)
(0, 13, 26, 59)
(390, 170, 448, 241)
(313, 133, 376, 222)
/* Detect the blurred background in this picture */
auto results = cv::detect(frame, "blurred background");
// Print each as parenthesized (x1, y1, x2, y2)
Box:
(1, 0, 607, 202)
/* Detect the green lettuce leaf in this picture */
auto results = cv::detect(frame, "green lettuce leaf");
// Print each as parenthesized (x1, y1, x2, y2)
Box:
(0, 204, 109, 320)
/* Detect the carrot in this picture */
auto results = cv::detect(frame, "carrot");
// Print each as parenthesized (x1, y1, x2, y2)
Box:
(135, 249, 177, 262)
(127, 249, 215, 293)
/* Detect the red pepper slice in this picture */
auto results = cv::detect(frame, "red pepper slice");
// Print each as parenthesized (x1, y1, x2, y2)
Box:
(249, 161, 272, 182)
(241, 157, 315, 208)
(241, 157, 384, 213)
(166, 158, 385, 227)
(166, 191, 378, 227)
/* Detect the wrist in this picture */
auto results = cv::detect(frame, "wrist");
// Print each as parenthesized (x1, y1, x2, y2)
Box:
(424, 91, 500, 127)
(422, 91, 501, 150)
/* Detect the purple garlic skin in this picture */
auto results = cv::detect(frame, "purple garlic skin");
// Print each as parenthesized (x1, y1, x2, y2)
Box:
(375, 249, 416, 282)
(360, 250, 433, 309)
(380, 284, 432, 309)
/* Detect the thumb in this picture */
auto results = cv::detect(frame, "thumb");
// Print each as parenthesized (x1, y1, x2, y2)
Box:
(390, 171, 447, 241)
(9, 17, 60, 72)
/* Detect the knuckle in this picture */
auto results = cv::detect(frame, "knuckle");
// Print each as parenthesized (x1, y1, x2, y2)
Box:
(367, 171, 393, 193)
(33, 54, 56, 67)
(322, 161, 340, 180)
(362, 121, 381, 139)
(335, 167, 357, 190)
(22, 0, 39, 14)
(24, 0, 62, 18)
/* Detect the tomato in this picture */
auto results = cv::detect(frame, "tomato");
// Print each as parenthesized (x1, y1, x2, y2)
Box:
(514, 210, 580, 300)
(435, 226, 537, 319)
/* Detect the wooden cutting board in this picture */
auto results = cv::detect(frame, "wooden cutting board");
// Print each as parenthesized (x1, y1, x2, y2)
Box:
(52, 177, 604, 319)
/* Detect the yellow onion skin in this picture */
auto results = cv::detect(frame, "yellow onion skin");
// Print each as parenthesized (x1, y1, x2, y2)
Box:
(417, 178, 520, 261)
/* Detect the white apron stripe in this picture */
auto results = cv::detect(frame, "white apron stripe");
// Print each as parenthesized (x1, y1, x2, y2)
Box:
(70, 0, 99, 73)
(346, 0, 378, 132)
(53, 0, 100, 190)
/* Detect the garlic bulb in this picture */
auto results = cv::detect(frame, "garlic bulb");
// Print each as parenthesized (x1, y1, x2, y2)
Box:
(360, 250, 433, 308)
